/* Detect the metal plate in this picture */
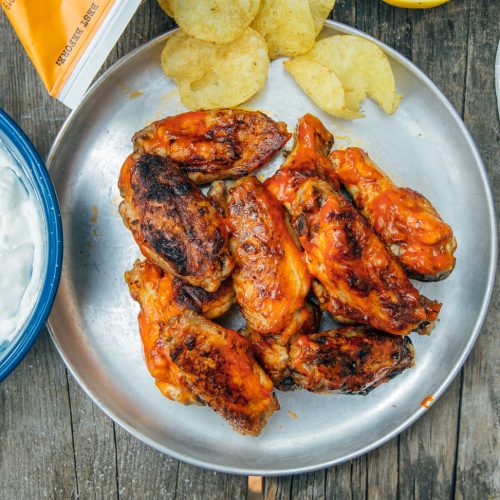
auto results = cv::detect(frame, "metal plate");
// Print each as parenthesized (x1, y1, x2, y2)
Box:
(47, 22, 497, 475)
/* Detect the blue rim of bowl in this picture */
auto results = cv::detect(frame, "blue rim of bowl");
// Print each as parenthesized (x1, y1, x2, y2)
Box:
(0, 108, 63, 382)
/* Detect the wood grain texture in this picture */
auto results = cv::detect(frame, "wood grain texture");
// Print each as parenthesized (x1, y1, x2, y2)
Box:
(0, 0, 498, 498)
(455, 0, 500, 498)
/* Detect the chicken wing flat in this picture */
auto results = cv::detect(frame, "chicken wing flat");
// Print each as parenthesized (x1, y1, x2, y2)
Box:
(132, 109, 291, 184)
(289, 326, 414, 394)
(119, 153, 233, 291)
(331, 148, 457, 281)
(167, 311, 279, 435)
(266, 114, 441, 335)
(226, 175, 318, 383)
(126, 260, 278, 435)
(126, 259, 232, 405)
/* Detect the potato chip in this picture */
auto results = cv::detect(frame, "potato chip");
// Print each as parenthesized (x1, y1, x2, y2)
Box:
(284, 57, 361, 119)
(251, 0, 316, 59)
(157, 0, 174, 18)
(308, 0, 336, 35)
(161, 28, 269, 110)
(304, 35, 402, 114)
(168, 0, 260, 44)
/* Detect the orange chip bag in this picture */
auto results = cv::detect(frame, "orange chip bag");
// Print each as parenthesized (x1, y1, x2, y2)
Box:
(2, 0, 142, 108)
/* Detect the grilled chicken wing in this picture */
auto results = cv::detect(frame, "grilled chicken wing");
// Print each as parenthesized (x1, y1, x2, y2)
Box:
(289, 326, 414, 394)
(264, 114, 339, 209)
(133, 109, 291, 184)
(266, 114, 441, 335)
(125, 259, 234, 404)
(226, 176, 318, 383)
(126, 259, 278, 435)
(167, 311, 279, 435)
(119, 153, 233, 291)
(331, 148, 456, 281)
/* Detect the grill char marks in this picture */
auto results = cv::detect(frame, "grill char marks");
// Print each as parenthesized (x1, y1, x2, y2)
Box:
(289, 326, 415, 395)
(118, 153, 233, 292)
(133, 109, 291, 184)
(294, 179, 441, 335)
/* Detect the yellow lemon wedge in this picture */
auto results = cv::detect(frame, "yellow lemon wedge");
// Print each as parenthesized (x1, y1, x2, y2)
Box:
(382, 0, 450, 8)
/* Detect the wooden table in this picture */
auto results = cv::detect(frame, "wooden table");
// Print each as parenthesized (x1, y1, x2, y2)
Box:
(1, 1, 498, 498)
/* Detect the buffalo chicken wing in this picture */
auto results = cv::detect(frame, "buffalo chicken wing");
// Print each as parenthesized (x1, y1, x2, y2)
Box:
(331, 147, 456, 280)
(289, 326, 415, 394)
(227, 176, 318, 383)
(119, 153, 233, 291)
(133, 109, 291, 184)
(126, 259, 278, 435)
(266, 114, 441, 335)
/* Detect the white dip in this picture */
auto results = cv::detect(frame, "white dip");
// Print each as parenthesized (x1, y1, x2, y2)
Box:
(0, 144, 43, 346)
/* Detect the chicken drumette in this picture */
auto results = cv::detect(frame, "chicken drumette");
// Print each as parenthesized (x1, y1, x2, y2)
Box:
(226, 176, 319, 384)
(331, 147, 456, 281)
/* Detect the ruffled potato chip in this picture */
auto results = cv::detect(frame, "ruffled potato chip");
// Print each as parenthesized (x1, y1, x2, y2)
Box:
(304, 35, 402, 114)
(251, 0, 316, 59)
(161, 28, 269, 110)
(284, 57, 361, 119)
(308, 0, 336, 35)
(168, 0, 260, 44)
(157, 0, 174, 18)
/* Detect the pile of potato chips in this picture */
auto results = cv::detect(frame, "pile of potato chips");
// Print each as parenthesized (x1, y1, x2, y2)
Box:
(158, 0, 402, 119)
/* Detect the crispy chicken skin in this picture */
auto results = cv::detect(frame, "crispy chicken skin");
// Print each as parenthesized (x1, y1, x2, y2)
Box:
(126, 260, 277, 435)
(331, 148, 456, 281)
(289, 326, 415, 394)
(293, 179, 441, 335)
(226, 176, 318, 383)
(266, 115, 441, 335)
(265, 114, 340, 209)
(119, 153, 233, 291)
(167, 311, 279, 436)
(133, 109, 291, 184)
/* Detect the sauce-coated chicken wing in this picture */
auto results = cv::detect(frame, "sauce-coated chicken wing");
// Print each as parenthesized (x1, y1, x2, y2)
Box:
(126, 259, 278, 435)
(226, 176, 318, 383)
(119, 153, 233, 291)
(126, 259, 233, 405)
(331, 148, 456, 280)
(266, 115, 441, 335)
(133, 109, 291, 184)
(289, 326, 414, 394)
(167, 311, 279, 435)
(293, 179, 441, 335)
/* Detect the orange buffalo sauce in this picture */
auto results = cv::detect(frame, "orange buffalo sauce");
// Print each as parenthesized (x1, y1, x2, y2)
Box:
(420, 395, 434, 409)
(332, 147, 456, 279)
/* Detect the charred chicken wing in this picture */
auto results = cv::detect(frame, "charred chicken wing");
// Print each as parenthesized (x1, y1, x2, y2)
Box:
(226, 176, 318, 383)
(289, 326, 415, 394)
(119, 153, 233, 291)
(267, 115, 441, 335)
(126, 259, 278, 435)
(125, 259, 232, 405)
(167, 311, 279, 436)
(133, 109, 291, 184)
(331, 147, 456, 281)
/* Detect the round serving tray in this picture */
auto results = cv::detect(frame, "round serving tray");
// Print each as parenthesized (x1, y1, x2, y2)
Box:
(47, 22, 496, 475)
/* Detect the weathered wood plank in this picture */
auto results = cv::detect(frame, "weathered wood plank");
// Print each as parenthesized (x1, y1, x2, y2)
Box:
(455, 0, 500, 498)
(0, 332, 77, 499)
(0, 9, 76, 500)
(67, 376, 118, 499)
(395, 1, 471, 498)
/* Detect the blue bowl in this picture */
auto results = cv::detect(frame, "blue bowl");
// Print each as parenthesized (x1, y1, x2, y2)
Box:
(0, 109, 63, 381)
